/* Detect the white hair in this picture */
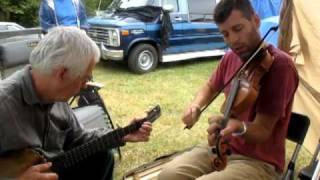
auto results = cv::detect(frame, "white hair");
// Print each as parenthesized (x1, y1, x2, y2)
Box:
(29, 26, 100, 78)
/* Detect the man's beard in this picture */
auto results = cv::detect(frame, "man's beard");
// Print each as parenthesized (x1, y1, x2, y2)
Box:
(238, 30, 262, 61)
(238, 51, 252, 61)
(238, 41, 261, 62)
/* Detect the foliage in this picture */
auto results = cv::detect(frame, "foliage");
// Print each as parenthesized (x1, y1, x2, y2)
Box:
(0, 0, 113, 27)
(84, 0, 113, 17)
(0, 0, 39, 27)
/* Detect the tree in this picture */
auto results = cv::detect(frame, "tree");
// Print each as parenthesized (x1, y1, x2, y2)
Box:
(0, 0, 113, 27)
(0, 0, 39, 27)
(84, 0, 113, 16)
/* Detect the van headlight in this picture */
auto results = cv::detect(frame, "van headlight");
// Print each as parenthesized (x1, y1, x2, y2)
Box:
(108, 29, 120, 47)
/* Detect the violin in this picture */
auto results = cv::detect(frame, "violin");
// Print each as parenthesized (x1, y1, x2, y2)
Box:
(207, 26, 278, 171)
(211, 46, 275, 171)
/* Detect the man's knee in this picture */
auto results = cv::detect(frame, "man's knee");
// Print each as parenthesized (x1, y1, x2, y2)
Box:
(158, 163, 193, 180)
(158, 166, 179, 180)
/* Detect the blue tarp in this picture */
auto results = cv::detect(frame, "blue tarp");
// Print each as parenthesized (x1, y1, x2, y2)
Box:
(250, 0, 282, 46)
(260, 16, 279, 47)
(250, 0, 282, 19)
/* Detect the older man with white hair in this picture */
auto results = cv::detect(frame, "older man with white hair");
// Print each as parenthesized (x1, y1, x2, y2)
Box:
(0, 26, 152, 180)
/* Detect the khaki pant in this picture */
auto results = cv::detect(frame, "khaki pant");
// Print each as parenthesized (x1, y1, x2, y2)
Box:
(158, 144, 281, 180)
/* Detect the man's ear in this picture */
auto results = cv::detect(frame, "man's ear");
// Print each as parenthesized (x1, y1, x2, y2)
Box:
(54, 67, 68, 82)
(253, 13, 261, 28)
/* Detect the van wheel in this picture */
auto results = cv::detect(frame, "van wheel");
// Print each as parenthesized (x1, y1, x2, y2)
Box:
(128, 44, 158, 74)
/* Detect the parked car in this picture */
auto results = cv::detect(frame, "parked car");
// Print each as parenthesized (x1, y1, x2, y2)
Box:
(87, 0, 226, 74)
(0, 22, 42, 79)
(0, 22, 25, 31)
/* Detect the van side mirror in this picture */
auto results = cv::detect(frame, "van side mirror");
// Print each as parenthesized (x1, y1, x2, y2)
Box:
(163, 4, 174, 12)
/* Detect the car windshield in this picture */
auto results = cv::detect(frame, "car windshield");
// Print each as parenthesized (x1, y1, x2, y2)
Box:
(107, 0, 160, 11)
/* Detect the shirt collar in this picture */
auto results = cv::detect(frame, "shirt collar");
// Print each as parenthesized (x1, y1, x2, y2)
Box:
(21, 66, 52, 107)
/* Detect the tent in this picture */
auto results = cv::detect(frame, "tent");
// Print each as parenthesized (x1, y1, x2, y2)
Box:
(279, 0, 320, 153)
(254, 0, 320, 154)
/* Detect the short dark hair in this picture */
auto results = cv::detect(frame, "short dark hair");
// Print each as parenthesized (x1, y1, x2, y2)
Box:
(213, 0, 255, 24)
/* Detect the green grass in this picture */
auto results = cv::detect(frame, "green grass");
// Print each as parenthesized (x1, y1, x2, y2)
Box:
(92, 59, 312, 180)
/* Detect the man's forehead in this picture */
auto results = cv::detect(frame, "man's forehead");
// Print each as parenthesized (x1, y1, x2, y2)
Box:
(218, 10, 250, 29)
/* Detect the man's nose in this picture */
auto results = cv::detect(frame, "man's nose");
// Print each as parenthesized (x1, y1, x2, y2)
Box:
(228, 33, 239, 45)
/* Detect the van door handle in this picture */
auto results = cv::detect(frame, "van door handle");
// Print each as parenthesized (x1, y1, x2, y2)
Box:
(174, 17, 183, 21)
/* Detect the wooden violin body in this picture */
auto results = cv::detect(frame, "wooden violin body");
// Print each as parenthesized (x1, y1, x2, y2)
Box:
(220, 50, 274, 116)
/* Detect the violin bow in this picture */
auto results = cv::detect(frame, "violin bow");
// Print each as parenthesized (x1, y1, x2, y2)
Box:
(184, 26, 278, 129)
(200, 26, 278, 114)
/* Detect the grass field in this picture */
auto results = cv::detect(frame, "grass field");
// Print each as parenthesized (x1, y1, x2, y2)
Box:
(92, 59, 312, 180)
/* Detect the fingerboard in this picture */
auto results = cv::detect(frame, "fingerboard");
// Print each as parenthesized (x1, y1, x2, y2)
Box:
(49, 105, 161, 173)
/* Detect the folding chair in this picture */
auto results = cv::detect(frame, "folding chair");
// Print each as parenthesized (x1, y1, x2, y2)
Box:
(69, 81, 115, 130)
(282, 112, 310, 180)
(69, 81, 122, 159)
(298, 139, 320, 180)
(311, 159, 320, 180)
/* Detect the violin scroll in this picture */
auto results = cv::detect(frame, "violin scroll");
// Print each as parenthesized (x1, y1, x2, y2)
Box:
(210, 134, 232, 171)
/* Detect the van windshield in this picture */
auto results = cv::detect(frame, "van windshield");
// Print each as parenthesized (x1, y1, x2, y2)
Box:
(108, 0, 160, 11)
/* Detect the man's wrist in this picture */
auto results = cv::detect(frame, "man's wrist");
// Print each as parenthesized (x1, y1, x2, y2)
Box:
(191, 103, 201, 111)
(185, 103, 201, 129)
(232, 121, 247, 137)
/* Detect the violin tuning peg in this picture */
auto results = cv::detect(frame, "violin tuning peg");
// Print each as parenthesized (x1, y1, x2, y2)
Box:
(222, 140, 229, 144)
(226, 149, 232, 156)
(211, 147, 217, 154)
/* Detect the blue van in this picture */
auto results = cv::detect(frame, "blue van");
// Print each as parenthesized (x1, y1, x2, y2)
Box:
(87, 0, 227, 74)
(87, 0, 280, 74)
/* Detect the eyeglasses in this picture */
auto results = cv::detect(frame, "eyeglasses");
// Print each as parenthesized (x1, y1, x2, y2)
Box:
(84, 75, 93, 83)
(78, 74, 93, 85)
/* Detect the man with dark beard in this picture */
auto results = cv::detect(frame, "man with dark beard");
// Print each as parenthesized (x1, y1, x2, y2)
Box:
(158, 0, 298, 179)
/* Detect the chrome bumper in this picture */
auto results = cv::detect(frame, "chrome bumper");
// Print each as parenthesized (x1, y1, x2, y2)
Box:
(100, 43, 124, 61)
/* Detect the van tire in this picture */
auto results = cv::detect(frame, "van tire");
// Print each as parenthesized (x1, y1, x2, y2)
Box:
(128, 44, 158, 74)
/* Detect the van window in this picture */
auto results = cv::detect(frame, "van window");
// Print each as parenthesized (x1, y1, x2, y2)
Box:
(163, 0, 179, 12)
(188, 0, 216, 22)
